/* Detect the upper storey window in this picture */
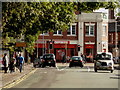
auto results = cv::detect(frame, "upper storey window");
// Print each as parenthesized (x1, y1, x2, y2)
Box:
(41, 31, 49, 35)
(85, 23, 95, 36)
(54, 30, 62, 35)
(67, 23, 76, 36)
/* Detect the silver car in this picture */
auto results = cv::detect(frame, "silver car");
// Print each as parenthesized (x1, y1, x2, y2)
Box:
(94, 52, 114, 73)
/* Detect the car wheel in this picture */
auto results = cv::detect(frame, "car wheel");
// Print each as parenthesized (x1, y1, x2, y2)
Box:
(80, 64, 83, 68)
(111, 70, 113, 73)
(41, 64, 45, 68)
(69, 65, 72, 68)
(53, 64, 56, 67)
(39, 64, 41, 67)
(33, 64, 36, 68)
(94, 68, 97, 72)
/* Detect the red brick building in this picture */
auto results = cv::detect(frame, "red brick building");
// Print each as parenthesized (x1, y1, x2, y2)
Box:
(108, 9, 120, 57)
(34, 12, 109, 62)
(35, 23, 78, 62)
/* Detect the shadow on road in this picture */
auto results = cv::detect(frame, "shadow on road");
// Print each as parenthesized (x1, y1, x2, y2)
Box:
(110, 77, 120, 79)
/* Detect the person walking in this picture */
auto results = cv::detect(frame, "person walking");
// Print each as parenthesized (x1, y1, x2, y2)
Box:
(18, 54, 24, 73)
(81, 53, 86, 63)
(62, 54, 66, 64)
(9, 55, 16, 73)
(15, 54, 20, 69)
(3, 53, 9, 73)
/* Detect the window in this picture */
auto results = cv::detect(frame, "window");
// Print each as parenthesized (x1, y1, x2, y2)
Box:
(41, 31, 49, 35)
(108, 33, 113, 43)
(103, 25, 107, 36)
(67, 24, 76, 35)
(85, 25, 94, 36)
(54, 30, 62, 35)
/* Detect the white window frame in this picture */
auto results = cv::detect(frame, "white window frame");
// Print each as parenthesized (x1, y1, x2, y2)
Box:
(85, 23, 95, 36)
(40, 31, 49, 36)
(53, 30, 62, 35)
(67, 23, 76, 36)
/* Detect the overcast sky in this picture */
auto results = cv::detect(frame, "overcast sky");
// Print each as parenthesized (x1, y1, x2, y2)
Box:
(94, 8, 108, 13)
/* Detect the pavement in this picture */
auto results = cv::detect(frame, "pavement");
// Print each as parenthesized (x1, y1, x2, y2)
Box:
(0, 63, 36, 89)
(0, 62, 119, 89)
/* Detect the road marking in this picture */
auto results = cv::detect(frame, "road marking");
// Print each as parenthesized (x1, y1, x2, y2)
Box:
(87, 66, 90, 72)
(2, 68, 37, 88)
(56, 63, 68, 71)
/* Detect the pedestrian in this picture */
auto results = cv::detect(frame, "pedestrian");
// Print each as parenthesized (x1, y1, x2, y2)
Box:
(67, 56, 70, 62)
(3, 53, 9, 73)
(62, 54, 66, 64)
(81, 53, 86, 63)
(15, 53, 19, 69)
(18, 54, 24, 73)
(9, 55, 16, 73)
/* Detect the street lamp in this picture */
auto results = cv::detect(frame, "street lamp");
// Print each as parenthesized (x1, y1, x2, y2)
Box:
(37, 41, 38, 58)
(42, 31, 44, 56)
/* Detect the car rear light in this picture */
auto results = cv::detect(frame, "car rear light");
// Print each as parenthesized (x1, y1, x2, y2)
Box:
(80, 60, 82, 62)
(70, 60, 72, 62)
(42, 59, 45, 62)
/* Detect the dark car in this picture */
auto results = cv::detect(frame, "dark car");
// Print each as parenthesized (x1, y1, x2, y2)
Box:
(69, 56, 84, 68)
(41, 53, 56, 68)
(33, 56, 43, 68)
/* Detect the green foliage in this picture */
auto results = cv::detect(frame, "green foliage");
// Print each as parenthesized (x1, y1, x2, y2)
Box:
(118, 13, 120, 16)
(2, 2, 119, 54)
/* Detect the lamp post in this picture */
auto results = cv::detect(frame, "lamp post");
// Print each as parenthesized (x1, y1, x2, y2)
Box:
(115, 17, 118, 57)
(42, 31, 44, 56)
(37, 40, 38, 58)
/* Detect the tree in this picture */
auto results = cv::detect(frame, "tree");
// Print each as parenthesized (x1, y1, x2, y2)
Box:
(2, 2, 120, 54)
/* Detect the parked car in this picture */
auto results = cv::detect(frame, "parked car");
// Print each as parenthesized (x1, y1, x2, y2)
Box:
(41, 53, 56, 68)
(94, 52, 114, 73)
(69, 56, 84, 68)
(33, 56, 43, 68)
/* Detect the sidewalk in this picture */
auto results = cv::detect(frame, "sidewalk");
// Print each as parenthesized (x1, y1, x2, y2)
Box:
(0, 63, 36, 88)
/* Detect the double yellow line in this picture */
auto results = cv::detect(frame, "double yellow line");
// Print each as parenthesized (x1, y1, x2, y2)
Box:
(2, 68, 37, 88)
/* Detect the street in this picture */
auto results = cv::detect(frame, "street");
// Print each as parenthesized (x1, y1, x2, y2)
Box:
(7, 63, 119, 88)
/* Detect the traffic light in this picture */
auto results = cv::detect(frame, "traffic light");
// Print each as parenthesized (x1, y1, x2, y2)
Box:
(78, 45, 80, 51)
(49, 41, 53, 49)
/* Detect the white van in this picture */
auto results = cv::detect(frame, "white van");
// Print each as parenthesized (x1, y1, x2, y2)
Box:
(94, 52, 114, 73)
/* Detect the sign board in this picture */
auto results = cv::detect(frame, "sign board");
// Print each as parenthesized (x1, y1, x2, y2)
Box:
(16, 42, 26, 47)
(54, 41, 69, 44)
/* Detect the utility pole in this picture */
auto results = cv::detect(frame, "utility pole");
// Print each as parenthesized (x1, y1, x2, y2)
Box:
(37, 41, 38, 58)
(42, 31, 44, 56)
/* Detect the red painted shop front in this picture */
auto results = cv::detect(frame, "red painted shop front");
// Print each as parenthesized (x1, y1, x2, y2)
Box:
(35, 43, 77, 62)
(85, 44, 95, 55)
(85, 44, 95, 62)
(54, 44, 77, 62)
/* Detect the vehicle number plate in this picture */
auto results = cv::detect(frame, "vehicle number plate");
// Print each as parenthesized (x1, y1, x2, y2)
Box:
(48, 61, 51, 63)
(74, 61, 78, 62)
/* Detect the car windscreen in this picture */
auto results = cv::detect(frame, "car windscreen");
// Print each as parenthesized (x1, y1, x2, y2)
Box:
(96, 54, 111, 60)
(43, 54, 54, 60)
(71, 57, 81, 60)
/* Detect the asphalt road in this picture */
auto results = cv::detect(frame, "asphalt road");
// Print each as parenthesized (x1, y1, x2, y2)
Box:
(8, 63, 119, 88)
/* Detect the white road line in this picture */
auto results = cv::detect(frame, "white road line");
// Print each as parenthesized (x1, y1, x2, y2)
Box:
(56, 63, 68, 71)
(87, 66, 90, 72)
